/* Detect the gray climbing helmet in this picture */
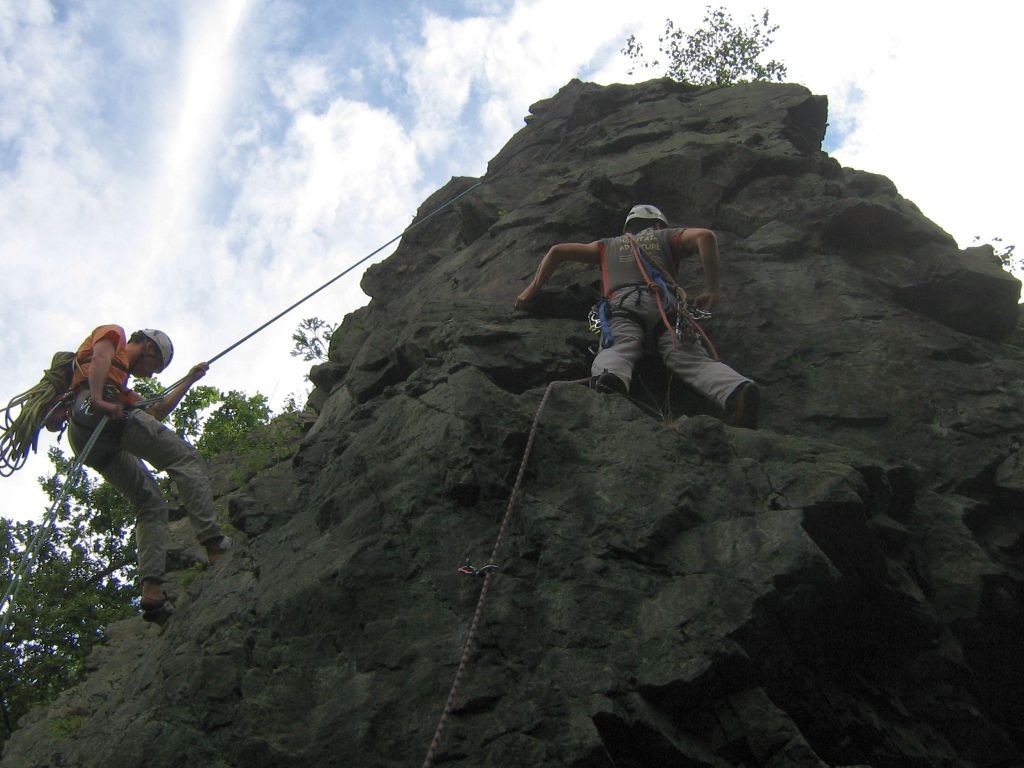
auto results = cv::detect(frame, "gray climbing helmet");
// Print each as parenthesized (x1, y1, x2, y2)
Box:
(623, 204, 668, 232)
(139, 329, 174, 370)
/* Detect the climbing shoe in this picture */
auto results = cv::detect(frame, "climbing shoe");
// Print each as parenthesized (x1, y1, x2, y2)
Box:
(141, 593, 175, 625)
(728, 382, 760, 429)
(593, 372, 627, 395)
(204, 535, 232, 565)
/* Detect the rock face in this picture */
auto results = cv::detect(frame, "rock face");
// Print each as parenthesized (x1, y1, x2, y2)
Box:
(4, 79, 1023, 768)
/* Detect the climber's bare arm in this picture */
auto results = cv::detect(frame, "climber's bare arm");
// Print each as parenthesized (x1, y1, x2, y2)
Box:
(515, 242, 601, 309)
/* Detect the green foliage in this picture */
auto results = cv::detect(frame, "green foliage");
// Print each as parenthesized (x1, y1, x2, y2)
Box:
(174, 389, 272, 459)
(1001, 244, 1019, 270)
(996, 244, 1018, 277)
(47, 714, 84, 739)
(0, 379, 292, 744)
(623, 5, 787, 86)
(170, 385, 221, 443)
(178, 562, 206, 591)
(1, 450, 136, 738)
(290, 316, 337, 362)
(231, 400, 303, 486)
(129, 376, 165, 402)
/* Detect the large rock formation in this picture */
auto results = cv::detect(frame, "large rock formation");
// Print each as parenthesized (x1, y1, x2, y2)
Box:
(4, 79, 1022, 768)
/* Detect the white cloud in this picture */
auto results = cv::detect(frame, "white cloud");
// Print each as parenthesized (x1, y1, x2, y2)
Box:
(142, 0, 252, 270)
(400, 0, 632, 175)
(268, 58, 332, 112)
(402, 13, 490, 158)
(205, 96, 420, 279)
(2, 0, 1022, 526)
(776, 1, 1021, 250)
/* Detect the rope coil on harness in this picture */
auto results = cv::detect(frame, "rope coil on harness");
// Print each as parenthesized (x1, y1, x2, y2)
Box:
(0, 352, 76, 477)
(421, 376, 591, 768)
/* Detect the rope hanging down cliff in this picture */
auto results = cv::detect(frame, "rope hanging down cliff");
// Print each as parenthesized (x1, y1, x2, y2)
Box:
(421, 376, 592, 768)
(0, 178, 485, 624)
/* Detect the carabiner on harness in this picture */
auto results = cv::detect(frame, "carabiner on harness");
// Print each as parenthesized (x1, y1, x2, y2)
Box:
(587, 298, 616, 348)
(672, 300, 712, 345)
(458, 561, 500, 576)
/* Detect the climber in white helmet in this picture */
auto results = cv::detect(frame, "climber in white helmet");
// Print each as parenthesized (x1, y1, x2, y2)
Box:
(515, 204, 760, 428)
(67, 324, 230, 624)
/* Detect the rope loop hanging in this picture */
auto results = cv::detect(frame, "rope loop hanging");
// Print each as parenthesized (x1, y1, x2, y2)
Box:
(421, 376, 591, 768)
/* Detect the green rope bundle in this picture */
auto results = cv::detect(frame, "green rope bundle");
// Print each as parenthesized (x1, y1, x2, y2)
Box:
(0, 351, 75, 477)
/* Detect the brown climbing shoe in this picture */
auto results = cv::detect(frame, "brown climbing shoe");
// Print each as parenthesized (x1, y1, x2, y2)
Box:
(204, 535, 232, 565)
(141, 593, 175, 625)
(728, 382, 760, 429)
(593, 372, 627, 395)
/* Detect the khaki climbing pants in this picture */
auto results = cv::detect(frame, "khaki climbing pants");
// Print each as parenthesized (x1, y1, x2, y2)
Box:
(591, 289, 753, 408)
(68, 391, 221, 584)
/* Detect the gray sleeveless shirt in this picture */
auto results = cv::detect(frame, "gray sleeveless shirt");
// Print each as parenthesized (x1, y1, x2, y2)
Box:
(599, 227, 686, 296)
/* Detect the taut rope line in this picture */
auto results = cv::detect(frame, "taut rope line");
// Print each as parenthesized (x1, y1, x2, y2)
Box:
(1, 179, 485, 620)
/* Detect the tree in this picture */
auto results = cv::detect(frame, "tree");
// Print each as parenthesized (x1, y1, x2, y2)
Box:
(172, 387, 272, 458)
(992, 238, 1017, 273)
(290, 317, 336, 362)
(0, 449, 136, 738)
(623, 5, 787, 87)
(0, 379, 292, 745)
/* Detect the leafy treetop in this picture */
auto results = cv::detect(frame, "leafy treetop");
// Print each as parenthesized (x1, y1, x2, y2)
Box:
(623, 5, 787, 87)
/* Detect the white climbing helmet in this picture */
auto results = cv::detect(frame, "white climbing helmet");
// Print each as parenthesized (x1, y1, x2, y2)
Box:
(139, 329, 174, 370)
(623, 204, 668, 232)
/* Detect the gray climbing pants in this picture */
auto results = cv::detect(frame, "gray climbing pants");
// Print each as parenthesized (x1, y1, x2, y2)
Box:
(591, 289, 753, 408)
(68, 391, 221, 584)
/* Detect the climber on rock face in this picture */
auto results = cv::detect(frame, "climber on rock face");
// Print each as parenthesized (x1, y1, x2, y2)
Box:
(67, 325, 231, 624)
(515, 204, 760, 428)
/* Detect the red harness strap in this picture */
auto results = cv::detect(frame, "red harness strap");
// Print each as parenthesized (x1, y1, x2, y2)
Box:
(626, 234, 680, 351)
(625, 235, 721, 361)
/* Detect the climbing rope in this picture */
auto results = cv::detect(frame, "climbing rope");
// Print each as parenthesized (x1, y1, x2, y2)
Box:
(421, 376, 591, 768)
(209, 182, 484, 368)
(0, 352, 76, 477)
(4, 176, 486, 470)
(131, 178, 486, 412)
(1, 179, 485, 622)
(0, 418, 109, 623)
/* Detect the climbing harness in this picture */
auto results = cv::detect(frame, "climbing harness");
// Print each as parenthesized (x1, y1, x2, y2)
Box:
(588, 290, 717, 360)
(626, 233, 687, 351)
(421, 376, 591, 768)
(1, 178, 486, 625)
(587, 230, 718, 361)
(622, 233, 719, 359)
(587, 298, 616, 349)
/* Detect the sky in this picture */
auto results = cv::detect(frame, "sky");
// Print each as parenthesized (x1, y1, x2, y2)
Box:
(2, 0, 1021, 523)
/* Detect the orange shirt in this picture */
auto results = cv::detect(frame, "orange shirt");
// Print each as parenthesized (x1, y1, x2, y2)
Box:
(71, 325, 131, 392)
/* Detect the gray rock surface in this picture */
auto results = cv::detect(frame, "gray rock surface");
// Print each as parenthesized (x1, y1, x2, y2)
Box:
(4, 78, 1022, 768)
